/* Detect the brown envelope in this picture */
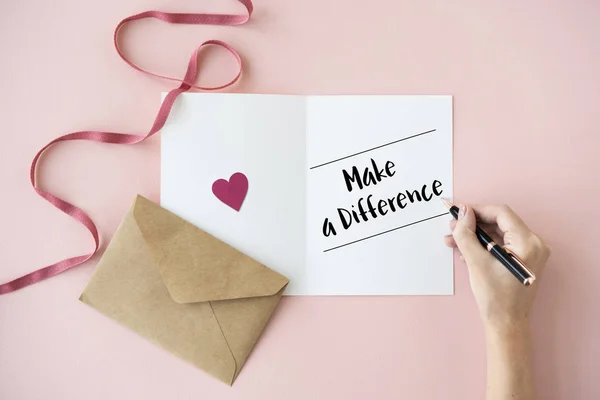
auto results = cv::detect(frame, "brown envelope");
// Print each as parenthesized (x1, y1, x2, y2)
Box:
(79, 195, 289, 385)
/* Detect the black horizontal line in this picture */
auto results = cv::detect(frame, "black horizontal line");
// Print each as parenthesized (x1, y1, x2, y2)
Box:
(309, 129, 436, 170)
(323, 212, 449, 253)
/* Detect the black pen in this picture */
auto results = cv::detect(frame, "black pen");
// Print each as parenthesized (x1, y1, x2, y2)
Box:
(442, 199, 536, 286)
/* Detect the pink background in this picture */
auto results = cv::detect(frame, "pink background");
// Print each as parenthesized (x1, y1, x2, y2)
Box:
(1, 0, 599, 398)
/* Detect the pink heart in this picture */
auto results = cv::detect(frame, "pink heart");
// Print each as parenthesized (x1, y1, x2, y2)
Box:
(211, 172, 249, 211)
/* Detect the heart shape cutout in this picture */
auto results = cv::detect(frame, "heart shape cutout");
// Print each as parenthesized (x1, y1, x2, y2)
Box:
(211, 172, 249, 211)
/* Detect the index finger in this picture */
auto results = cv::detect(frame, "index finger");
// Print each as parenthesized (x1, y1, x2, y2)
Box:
(470, 204, 531, 235)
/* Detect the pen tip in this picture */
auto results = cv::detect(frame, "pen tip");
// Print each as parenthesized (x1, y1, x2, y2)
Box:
(440, 198, 453, 209)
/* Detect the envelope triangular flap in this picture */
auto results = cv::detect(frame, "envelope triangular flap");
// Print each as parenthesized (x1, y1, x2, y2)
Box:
(132, 195, 288, 304)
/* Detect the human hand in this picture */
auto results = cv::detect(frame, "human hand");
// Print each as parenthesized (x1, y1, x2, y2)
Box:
(444, 205, 551, 331)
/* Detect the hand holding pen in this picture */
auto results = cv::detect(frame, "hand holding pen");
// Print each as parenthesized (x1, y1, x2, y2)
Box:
(442, 203, 551, 399)
(443, 200, 537, 286)
(442, 203, 551, 325)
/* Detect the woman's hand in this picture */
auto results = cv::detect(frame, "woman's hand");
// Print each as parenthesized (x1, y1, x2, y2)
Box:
(444, 204, 551, 400)
(444, 204, 551, 330)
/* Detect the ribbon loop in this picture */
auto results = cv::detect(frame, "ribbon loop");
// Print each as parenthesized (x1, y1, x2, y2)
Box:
(113, 2, 251, 90)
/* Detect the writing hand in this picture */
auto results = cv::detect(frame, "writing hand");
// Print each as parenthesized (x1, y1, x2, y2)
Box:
(444, 204, 550, 328)
(443, 204, 551, 400)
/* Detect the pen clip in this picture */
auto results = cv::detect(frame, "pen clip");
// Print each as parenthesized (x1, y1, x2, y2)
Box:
(503, 247, 536, 286)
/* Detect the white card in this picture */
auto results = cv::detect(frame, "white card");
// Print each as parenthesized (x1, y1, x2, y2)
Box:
(161, 94, 453, 295)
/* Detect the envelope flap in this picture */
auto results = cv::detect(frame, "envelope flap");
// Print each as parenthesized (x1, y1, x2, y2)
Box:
(132, 195, 289, 304)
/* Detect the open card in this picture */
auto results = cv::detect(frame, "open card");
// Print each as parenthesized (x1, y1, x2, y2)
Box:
(161, 94, 453, 295)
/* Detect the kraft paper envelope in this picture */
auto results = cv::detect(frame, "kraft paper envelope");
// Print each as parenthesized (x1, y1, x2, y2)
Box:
(79, 195, 289, 385)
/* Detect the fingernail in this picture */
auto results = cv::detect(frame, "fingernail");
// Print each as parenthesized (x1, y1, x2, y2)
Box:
(458, 206, 466, 219)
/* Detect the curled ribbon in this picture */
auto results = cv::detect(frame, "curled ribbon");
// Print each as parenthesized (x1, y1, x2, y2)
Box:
(0, 0, 253, 295)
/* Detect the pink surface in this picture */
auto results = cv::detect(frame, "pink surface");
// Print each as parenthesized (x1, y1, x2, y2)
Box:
(0, 0, 598, 398)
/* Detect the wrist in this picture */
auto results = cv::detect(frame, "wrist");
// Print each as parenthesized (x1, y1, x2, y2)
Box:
(481, 306, 531, 335)
(484, 317, 531, 344)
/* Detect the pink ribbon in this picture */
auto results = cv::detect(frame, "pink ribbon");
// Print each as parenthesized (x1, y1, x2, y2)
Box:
(0, 0, 253, 295)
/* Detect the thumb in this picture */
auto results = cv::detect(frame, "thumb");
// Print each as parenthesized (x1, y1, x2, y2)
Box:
(452, 205, 489, 266)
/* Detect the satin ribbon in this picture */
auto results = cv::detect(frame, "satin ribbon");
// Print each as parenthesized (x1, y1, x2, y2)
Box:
(0, 0, 253, 295)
